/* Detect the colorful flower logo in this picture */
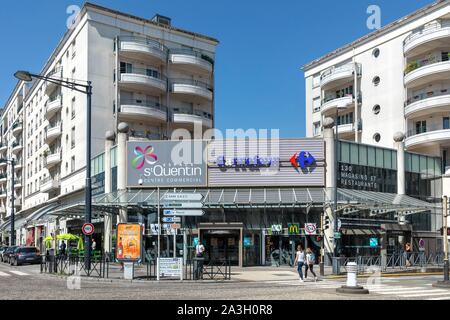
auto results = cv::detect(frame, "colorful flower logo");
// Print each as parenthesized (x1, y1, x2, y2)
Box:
(132, 146, 158, 170)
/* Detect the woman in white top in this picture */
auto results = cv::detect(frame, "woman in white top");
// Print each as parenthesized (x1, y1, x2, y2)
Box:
(305, 247, 318, 281)
(293, 245, 305, 282)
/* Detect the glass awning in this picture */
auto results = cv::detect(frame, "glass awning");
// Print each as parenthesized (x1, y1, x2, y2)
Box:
(44, 187, 441, 220)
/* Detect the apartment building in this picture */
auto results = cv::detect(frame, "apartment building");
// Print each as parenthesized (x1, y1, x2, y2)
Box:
(0, 2, 218, 245)
(304, 1, 450, 163)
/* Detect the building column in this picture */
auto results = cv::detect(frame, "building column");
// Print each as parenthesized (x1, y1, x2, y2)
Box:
(104, 131, 116, 253)
(117, 123, 129, 223)
(323, 117, 336, 266)
(394, 132, 406, 195)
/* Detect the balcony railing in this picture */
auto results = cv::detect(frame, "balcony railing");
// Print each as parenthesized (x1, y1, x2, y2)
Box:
(170, 78, 213, 91)
(407, 124, 450, 138)
(12, 121, 22, 130)
(172, 107, 213, 121)
(120, 99, 167, 113)
(405, 52, 450, 74)
(170, 48, 215, 65)
(119, 36, 168, 53)
(12, 141, 22, 148)
(322, 93, 354, 104)
(405, 87, 450, 106)
(128, 130, 162, 140)
(404, 20, 450, 46)
(120, 67, 167, 81)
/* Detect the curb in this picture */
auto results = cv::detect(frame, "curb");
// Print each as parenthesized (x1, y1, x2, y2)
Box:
(325, 272, 443, 279)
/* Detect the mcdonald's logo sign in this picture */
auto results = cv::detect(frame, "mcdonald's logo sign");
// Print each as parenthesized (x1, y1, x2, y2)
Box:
(288, 223, 300, 235)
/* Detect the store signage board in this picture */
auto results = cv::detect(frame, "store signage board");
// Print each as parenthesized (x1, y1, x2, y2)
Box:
(163, 209, 205, 217)
(163, 193, 203, 202)
(288, 223, 300, 235)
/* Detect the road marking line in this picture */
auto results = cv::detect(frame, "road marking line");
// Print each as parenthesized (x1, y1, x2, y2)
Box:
(400, 291, 450, 298)
(9, 271, 29, 276)
(427, 296, 450, 300)
(369, 287, 422, 292)
(376, 289, 435, 295)
(0, 271, 11, 277)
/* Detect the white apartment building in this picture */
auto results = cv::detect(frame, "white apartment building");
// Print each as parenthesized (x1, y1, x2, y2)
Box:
(0, 3, 218, 245)
(304, 0, 450, 166)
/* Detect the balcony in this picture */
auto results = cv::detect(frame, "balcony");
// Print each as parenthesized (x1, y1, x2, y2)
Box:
(119, 36, 167, 64)
(119, 68, 167, 95)
(14, 199, 21, 207)
(0, 161, 6, 169)
(128, 130, 162, 141)
(45, 96, 62, 119)
(404, 21, 450, 56)
(14, 180, 22, 189)
(170, 78, 213, 102)
(405, 89, 450, 118)
(0, 174, 7, 184)
(406, 125, 450, 149)
(12, 122, 23, 136)
(45, 122, 62, 144)
(0, 144, 6, 153)
(404, 56, 450, 88)
(14, 161, 23, 171)
(172, 108, 213, 128)
(321, 95, 355, 116)
(44, 150, 62, 169)
(40, 176, 60, 193)
(320, 63, 360, 90)
(0, 192, 6, 200)
(119, 99, 167, 123)
(45, 68, 63, 95)
(169, 49, 214, 74)
(11, 141, 23, 154)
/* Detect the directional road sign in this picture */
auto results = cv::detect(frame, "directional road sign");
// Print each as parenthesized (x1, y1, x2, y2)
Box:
(163, 193, 203, 201)
(163, 209, 205, 217)
(163, 202, 203, 209)
(162, 217, 181, 223)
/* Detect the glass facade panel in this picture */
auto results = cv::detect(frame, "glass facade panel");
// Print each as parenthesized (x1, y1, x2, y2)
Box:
(368, 147, 376, 167)
(375, 148, 384, 168)
(350, 143, 359, 165)
(359, 145, 367, 166)
(341, 142, 350, 163)
(384, 150, 392, 170)
(411, 154, 420, 173)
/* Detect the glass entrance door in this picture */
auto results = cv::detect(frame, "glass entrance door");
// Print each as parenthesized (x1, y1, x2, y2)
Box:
(202, 229, 240, 266)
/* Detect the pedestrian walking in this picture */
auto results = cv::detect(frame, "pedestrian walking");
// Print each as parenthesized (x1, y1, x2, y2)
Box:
(405, 242, 412, 267)
(194, 241, 205, 280)
(59, 240, 66, 258)
(293, 245, 305, 282)
(304, 248, 318, 281)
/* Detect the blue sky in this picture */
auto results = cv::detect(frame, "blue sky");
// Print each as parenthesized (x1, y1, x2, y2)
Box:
(0, 0, 433, 137)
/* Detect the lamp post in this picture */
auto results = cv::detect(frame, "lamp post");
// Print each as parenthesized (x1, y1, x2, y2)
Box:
(333, 107, 339, 274)
(14, 70, 93, 269)
(0, 158, 15, 246)
(434, 195, 450, 288)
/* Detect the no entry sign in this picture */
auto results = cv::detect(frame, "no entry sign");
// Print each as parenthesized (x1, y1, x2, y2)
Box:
(82, 223, 95, 236)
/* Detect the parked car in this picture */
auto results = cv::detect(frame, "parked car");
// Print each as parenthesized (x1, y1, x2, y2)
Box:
(2, 246, 18, 264)
(9, 247, 41, 266)
(0, 246, 8, 262)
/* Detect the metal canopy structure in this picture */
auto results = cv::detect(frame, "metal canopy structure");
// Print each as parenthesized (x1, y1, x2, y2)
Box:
(44, 187, 441, 220)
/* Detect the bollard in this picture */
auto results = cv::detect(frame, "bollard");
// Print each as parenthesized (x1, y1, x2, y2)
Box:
(336, 261, 369, 294)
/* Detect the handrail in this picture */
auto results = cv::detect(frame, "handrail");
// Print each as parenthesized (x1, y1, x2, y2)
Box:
(322, 93, 354, 105)
(171, 78, 213, 91)
(404, 20, 450, 46)
(120, 99, 167, 112)
(41, 175, 59, 185)
(321, 63, 360, 81)
(406, 88, 450, 106)
(172, 107, 213, 120)
(405, 53, 450, 74)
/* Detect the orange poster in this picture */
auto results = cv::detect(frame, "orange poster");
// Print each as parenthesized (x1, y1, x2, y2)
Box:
(117, 223, 142, 262)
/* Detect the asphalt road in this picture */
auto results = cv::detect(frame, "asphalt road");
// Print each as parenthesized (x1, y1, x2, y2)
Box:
(0, 262, 449, 300)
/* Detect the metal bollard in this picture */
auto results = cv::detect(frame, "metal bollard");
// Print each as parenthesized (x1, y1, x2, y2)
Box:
(336, 261, 369, 294)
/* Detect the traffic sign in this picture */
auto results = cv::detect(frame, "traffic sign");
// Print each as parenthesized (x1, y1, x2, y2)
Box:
(163, 193, 203, 201)
(162, 217, 181, 223)
(163, 209, 205, 216)
(304, 223, 317, 235)
(171, 224, 181, 229)
(82, 223, 94, 236)
(334, 232, 341, 239)
(163, 202, 203, 209)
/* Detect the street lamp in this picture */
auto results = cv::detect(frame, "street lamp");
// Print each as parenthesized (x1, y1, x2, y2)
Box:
(0, 158, 15, 246)
(434, 195, 450, 288)
(14, 70, 93, 269)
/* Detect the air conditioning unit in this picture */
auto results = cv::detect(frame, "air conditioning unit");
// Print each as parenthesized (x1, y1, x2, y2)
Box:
(152, 14, 171, 27)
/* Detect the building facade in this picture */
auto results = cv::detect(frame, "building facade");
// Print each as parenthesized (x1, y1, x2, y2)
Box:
(0, 3, 218, 245)
(304, 1, 450, 169)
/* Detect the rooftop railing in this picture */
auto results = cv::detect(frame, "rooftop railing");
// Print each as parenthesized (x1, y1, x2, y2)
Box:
(119, 35, 168, 53)
(404, 20, 450, 46)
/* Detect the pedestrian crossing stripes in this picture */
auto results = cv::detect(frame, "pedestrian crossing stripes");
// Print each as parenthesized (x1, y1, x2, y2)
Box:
(0, 270, 29, 276)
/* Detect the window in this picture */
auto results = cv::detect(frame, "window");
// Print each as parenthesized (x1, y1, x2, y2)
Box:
(146, 68, 159, 78)
(312, 74, 320, 88)
(373, 133, 381, 143)
(71, 127, 75, 148)
(313, 122, 321, 136)
(71, 68, 76, 79)
(71, 156, 75, 173)
(444, 117, 449, 130)
(373, 76, 381, 86)
(120, 62, 132, 74)
(415, 120, 426, 134)
(373, 48, 380, 58)
(71, 40, 76, 58)
(313, 97, 321, 113)
(373, 105, 381, 115)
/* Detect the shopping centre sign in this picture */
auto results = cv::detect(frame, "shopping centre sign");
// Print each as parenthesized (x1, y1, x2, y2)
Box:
(127, 141, 207, 187)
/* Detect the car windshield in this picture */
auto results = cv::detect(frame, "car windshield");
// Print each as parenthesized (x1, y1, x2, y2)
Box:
(20, 248, 38, 253)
